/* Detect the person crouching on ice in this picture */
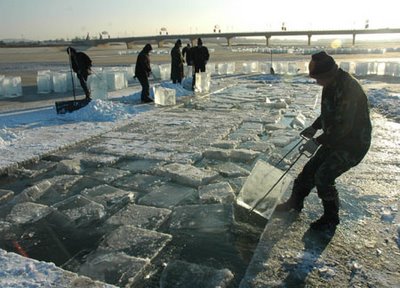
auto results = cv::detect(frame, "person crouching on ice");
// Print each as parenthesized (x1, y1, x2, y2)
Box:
(275, 51, 372, 231)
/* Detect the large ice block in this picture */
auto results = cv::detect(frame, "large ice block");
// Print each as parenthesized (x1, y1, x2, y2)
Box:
(37, 71, 52, 94)
(106, 71, 126, 91)
(206, 62, 216, 75)
(89, 73, 108, 99)
(3, 76, 23, 97)
(355, 62, 369, 76)
(154, 86, 176, 106)
(52, 72, 67, 93)
(217, 63, 228, 75)
(184, 65, 193, 78)
(66, 71, 79, 92)
(159, 64, 171, 81)
(287, 62, 298, 75)
(236, 160, 292, 220)
(227, 62, 235, 74)
(194, 71, 211, 93)
(259, 62, 272, 74)
(385, 62, 400, 77)
(151, 64, 161, 80)
(0, 75, 4, 96)
(250, 61, 260, 73)
(242, 62, 252, 74)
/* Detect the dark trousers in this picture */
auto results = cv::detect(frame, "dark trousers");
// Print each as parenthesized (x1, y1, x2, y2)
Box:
(137, 75, 151, 102)
(77, 72, 90, 98)
(295, 146, 366, 201)
(192, 65, 206, 90)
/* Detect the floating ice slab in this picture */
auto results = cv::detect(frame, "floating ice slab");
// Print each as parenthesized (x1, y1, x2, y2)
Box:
(160, 260, 234, 288)
(81, 184, 135, 208)
(211, 162, 250, 177)
(6, 202, 53, 225)
(203, 148, 260, 163)
(138, 182, 197, 208)
(105, 203, 171, 230)
(15, 180, 52, 203)
(79, 251, 149, 287)
(113, 173, 162, 192)
(56, 159, 84, 174)
(98, 225, 172, 260)
(0, 189, 14, 205)
(53, 195, 105, 226)
(89, 167, 130, 183)
(199, 182, 235, 204)
(169, 204, 233, 232)
(60, 152, 121, 168)
(157, 163, 219, 188)
(0, 249, 116, 288)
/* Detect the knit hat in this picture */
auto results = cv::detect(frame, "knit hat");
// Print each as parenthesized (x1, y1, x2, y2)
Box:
(197, 38, 203, 45)
(309, 51, 338, 79)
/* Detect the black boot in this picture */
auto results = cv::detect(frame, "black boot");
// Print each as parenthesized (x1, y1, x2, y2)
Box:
(310, 198, 340, 230)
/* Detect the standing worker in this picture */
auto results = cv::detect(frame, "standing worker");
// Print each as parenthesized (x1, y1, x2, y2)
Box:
(275, 51, 372, 231)
(66, 47, 92, 99)
(182, 43, 192, 77)
(135, 44, 153, 103)
(191, 38, 209, 90)
(182, 43, 192, 65)
(170, 39, 184, 84)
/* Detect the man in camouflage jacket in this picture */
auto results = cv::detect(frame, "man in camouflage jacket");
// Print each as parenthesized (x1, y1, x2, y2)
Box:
(276, 51, 372, 231)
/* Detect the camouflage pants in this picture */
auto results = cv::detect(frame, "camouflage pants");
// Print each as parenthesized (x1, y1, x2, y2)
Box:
(295, 146, 367, 201)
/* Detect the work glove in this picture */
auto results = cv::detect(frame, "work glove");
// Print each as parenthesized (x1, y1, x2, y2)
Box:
(300, 126, 317, 139)
(299, 138, 320, 157)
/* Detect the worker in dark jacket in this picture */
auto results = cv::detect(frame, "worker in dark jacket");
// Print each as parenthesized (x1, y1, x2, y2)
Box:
(275, 51, 372, 231)
(135, 43, 153, 103)
(191, 38, 209, 90)
(182, 43, 192, 65)
(170, 39, 184, 84)
(67, 47, 92, 99)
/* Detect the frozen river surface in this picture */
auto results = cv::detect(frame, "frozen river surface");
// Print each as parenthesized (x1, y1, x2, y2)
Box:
(0, 73, 399, 287)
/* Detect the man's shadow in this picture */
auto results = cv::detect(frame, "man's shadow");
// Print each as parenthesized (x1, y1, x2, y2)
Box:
(282, 226, 336, 287)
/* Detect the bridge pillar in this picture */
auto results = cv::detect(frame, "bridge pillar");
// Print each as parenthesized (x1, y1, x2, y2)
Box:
(157, 40, 164, 48)
(307, 34, 312, 46)
(226, 37, 233, 46)
(265, 35, 271, 46)
(352, 33, 356, 46)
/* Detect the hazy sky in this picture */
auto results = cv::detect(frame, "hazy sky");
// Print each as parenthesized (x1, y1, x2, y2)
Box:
(1, 0, 399, 40)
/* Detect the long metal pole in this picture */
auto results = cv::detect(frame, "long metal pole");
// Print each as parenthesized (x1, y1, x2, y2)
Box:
(68, 50, 76, 101)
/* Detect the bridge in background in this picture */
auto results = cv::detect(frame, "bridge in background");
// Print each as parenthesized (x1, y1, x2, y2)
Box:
(77, 28, 400, 48)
